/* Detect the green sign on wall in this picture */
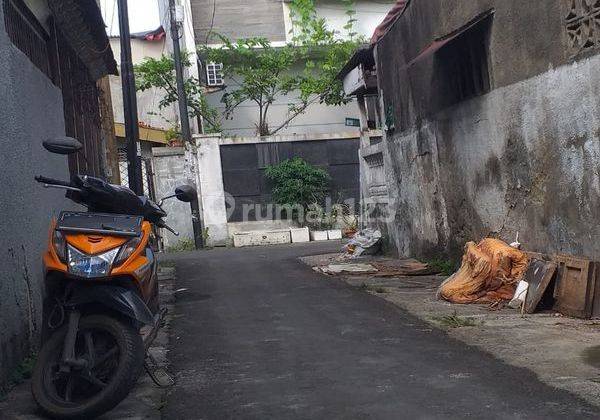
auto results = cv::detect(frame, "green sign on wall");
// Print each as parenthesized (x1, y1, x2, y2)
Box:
(345, 118, 360, 127)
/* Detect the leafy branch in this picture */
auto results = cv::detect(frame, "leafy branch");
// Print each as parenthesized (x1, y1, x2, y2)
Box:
(134, 52, 222, 134)
(201, 0, 362, 136)
(135, 0, 363, 137)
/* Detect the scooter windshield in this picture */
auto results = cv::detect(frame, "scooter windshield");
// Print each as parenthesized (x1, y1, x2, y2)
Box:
(66, 175, 167, 223)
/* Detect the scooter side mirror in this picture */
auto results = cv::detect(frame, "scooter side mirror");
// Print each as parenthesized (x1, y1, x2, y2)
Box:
(175, 185, 197, 202)
(43, 137, 83, 155)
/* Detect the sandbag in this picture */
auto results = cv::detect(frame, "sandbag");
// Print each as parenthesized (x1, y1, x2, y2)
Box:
(437, 238, 529, 304)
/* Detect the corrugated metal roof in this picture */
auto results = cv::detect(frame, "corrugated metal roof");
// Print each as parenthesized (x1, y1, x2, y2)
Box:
(336, 44, 374, 80)
(370, 0, 409, 45)
(48, 0, 118, 80)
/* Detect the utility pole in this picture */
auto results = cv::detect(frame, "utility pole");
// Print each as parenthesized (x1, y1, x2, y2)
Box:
(169, 0, 204, 249)
(117, 0, 144, 195)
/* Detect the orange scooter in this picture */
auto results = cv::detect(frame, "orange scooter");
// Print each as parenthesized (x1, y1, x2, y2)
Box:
(30, 137, 195, 419)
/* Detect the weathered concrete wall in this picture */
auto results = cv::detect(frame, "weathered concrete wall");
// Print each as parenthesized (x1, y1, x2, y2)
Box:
(382, 53, 600, 260)
(191, 0, 286, 43)
(376, 0, 572, 132)
(0, 4, 71, 387)
(151, 148, 195, 249)
(358, 130, 394, 243)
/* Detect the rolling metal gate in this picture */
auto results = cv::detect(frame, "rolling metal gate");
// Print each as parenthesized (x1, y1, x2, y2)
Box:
(220, 139, 360, 222)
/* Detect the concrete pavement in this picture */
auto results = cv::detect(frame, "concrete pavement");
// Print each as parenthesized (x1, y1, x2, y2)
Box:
(162, 242, 599, 419)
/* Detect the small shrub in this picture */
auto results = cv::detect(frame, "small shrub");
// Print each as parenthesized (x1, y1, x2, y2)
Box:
(9, 354, 37, 386)
(426, 258, 457, 276)
(358, 283, 388, 294)
(166, 238, 195, 253)
(159, 260, 176, 268)
(265, 158, 330, 220)
(431, 312, 479, 328)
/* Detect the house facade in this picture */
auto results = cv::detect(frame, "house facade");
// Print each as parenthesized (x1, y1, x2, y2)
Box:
(344, 0, 600, 259)
(0, 0, 116, 388)
(187, 0, 395, 136)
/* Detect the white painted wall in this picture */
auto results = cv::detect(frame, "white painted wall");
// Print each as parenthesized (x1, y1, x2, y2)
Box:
(206, 85, 360, 136)
(109, 37, 177, 131)
(315, 0, 395, 40)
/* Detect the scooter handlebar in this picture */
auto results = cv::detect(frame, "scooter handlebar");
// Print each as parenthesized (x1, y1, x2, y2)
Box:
(35, 175, 73, 187)
(159, 222, 179, 236)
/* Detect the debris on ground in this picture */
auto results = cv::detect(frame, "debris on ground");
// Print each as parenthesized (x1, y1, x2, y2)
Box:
(553, 254, 599, 319)
(508, 280, 529, 309)
(370, 259, 436, 277)
(437, 238, 529, 304)
(434, 240, 600, 319)
(316, 263, 378, 275)
(312, 258, 437, 278)
(343, 228, 382, 258)
(522, 258, 557, 313)
(307, 237, 600, 320)
(430, 311, 480, 328)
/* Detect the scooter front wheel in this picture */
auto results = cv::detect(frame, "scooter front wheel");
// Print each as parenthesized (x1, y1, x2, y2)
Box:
(31, 315, 144, 419)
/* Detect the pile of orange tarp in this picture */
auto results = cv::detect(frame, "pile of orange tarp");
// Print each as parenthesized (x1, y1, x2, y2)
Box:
(438, 238, 529, 304)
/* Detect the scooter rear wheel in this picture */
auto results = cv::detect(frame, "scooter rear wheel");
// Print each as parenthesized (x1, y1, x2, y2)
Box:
(31, 315, 144, 419)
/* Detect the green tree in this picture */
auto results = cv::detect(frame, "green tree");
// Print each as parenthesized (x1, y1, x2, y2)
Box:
(265, 157, 330, 216)
(134, 52, 221, 133)
(202, 0, 361, 136)
(134, 0, 362, 138)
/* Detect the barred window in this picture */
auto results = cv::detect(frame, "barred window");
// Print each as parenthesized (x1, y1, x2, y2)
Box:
(2, 0, 52, 79)
(432, 13, 493, 110)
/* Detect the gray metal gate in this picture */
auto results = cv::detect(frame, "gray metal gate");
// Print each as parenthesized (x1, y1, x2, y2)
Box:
(220, 139, 360, 222)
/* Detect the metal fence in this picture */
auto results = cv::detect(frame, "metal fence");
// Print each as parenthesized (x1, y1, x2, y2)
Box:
(117, 149, 154, 199)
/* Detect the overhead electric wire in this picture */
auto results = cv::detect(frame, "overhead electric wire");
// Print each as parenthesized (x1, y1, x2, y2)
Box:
(204, 0, 216, 45)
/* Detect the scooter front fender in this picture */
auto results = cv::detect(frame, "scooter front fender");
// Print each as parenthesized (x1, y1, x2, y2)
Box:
(67, 284, 154, 325)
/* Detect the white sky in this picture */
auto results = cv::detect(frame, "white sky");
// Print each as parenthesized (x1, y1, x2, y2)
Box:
(100, 0, 161, 36)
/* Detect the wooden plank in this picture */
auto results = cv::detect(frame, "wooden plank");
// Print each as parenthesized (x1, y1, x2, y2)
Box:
(553, 254, 597, 319)
(523, 259, 557, 314)
(525, 251, 551, 261)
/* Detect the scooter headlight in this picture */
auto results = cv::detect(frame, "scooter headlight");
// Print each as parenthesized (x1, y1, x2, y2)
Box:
(67, 245, 119, 278)
(52, 230, 67, 262)
(114, 237, 142, 266)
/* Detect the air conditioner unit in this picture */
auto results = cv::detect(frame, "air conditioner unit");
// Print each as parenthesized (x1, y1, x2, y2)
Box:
(206, 62, 224, 87)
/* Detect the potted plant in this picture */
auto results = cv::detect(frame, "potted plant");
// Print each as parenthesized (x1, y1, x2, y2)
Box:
(165, 126, 183, 147)
(306, 203, 331, 241)
(334, 203, 358, 238)
(265, 158, 331, 241)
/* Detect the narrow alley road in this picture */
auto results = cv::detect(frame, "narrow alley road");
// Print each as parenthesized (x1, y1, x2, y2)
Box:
(162, 243, 598, 419)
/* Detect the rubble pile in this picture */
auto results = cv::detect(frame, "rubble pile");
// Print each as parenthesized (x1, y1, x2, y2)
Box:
(437, 237, 600, 320)
(343, 229, 382, 258)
